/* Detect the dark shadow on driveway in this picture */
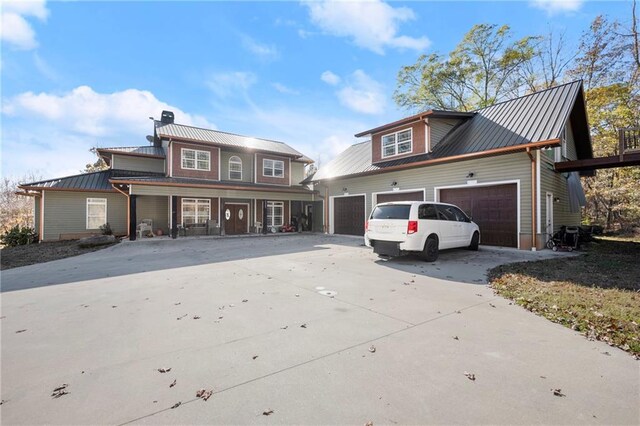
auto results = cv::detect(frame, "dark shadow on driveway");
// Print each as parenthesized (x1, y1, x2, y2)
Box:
(1, 234, 359, 292)
(374, 245, 571, 285)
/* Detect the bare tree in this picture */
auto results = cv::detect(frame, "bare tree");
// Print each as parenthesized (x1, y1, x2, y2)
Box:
(1, 172, 43, 234)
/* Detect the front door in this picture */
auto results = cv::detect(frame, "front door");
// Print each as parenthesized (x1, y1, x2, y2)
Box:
(224, 204, 248, 235)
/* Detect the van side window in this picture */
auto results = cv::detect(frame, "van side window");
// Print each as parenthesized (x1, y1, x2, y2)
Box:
(418, 204, 438, 220)
(436, 205, 457, 221)
(450, 206, 470, 222)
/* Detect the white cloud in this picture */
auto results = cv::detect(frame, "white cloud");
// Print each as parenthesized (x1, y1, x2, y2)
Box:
(336, 70, 386, 115)
(2, 86, 215, 178)
(272, 82, 300, 95)
(321, 70, 341, 86)
(1, 0, 48, 50)
(206, 72, 257, 98)
(529, 0, 583, 15)
(303, 0, 430, 55)
(241, 35, 279, 60)
(2, 86, 213, 137)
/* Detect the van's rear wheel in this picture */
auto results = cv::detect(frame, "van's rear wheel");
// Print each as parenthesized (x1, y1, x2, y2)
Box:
(468, 232, 479, 251)
(422, 236, 439, 262)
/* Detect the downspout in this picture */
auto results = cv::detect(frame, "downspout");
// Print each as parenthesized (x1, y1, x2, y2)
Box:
(324, 185, 329, 234)
(526, 148, 537, 251)
(112, 184, 130, 238)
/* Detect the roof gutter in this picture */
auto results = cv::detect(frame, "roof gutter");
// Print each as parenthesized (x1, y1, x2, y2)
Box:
(313, 139, 561, 183)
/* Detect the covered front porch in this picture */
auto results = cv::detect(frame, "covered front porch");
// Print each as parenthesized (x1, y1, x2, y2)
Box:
(110, 180, 319, 241)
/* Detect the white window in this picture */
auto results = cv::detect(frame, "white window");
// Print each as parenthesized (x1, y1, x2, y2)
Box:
(381, 128, 413, 158)
(86, 198, 107, 229)
(263, 159, 284, 178)
(266, 201, 284, 227)
(181, 148, 210, 171)
(229, 156, 242, 180)
(182, 198, 211, 225)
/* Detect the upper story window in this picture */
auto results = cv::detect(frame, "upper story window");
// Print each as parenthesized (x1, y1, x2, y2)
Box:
(263, 159, 284, 178)
(229, 156, 242, 180)
(181, 148, 210, 171)
(382, 128, 412, 158)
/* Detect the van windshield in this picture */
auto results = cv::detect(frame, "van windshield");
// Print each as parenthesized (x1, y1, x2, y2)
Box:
(371, 205, 411, 220)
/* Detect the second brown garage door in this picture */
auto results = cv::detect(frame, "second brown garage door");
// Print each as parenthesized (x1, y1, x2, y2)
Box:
(440, 184, 518, 247)
(376, 190, 424, 204)
(333, 195, 365, 236)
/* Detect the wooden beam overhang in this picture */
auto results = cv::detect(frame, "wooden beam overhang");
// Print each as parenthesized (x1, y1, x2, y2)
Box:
(554, 152, 640, 172)
(109, 179, 317, 195)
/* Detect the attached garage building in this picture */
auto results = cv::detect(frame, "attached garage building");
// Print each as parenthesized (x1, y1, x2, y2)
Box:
(307, 81, 593, 250)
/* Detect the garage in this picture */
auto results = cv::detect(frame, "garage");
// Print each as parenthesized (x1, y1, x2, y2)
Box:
(440, 184, 517, 247)
(375, 190, 424, 204)
(333, 195, 365, 236)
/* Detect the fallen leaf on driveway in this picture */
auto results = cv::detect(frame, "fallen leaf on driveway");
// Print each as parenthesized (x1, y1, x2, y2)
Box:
(476, 293, 483, 297)
(601, 351, 611, 356)
(51, 384, 69, 398)
(368, 345, 376, 353)
(196, 389, 213, 401)
(176, 314, 187, 320)
(463, 372, 476, 381)
(193, 316, 201, 320)
(15, 329, 27, 334)
(300, 324, 307, 328)
(157, 368, 171, 373)
(112, 305, 117, 308)
(253, 355, 259, 360)
(171, 402, 181, 409)
(242, 299, 248, 303)
(169, 379, 176, 388)
(174, 302, 181, 306)
(365, 422, 373, 426)
(229, 304, 235, 308)
(281, 326, 288, 330)
(263, 409, 274, 416)
(196, 389, 205, 398)
(489, 303, 496, 308)
(552, 389, 565, 397)
(453, 336, 459, 340)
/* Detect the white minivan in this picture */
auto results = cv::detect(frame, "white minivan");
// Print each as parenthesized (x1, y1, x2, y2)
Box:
(365, 201, 480, 262)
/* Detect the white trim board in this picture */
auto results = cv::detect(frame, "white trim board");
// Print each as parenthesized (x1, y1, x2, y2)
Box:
(328, 193, 367, 235)
(434, 179, 521, 250)
(372, 188, 426, 205)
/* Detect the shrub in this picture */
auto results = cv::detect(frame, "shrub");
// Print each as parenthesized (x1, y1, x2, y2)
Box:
(99, 222, 113, 235)
(0, 226, 38, 247)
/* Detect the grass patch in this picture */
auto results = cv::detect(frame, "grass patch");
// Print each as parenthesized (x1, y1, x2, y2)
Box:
(489, 236, 640, 357)
(1, 239, 118, 270)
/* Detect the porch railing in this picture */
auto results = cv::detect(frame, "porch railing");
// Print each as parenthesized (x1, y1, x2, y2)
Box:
(619, 127, 640, 160)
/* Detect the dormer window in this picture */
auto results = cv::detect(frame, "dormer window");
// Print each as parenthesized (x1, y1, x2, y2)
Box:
(382, 128, 412, 158)
(229, 156, 242, 180)
(263, 159, 284, 178)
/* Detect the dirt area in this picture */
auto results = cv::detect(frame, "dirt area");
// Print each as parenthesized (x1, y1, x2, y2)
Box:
(489, 236, 640, 357)
(1, 240, 119, 270)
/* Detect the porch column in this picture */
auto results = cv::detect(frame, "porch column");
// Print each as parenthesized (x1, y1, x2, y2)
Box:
(262, 200, 268, 234)
(129, 195, 137, 241)
(171, 195, 178, 239)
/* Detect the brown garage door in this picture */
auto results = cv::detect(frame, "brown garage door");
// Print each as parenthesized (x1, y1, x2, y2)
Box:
(440, 184, 517, 247)
(376, 190, 424, 204)
(333, 195, 365, 236)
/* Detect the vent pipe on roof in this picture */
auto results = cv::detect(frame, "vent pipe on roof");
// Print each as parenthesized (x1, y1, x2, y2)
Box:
(161, 110, 174, 124)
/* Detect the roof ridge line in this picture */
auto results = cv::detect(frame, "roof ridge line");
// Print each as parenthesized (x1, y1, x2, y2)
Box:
(156, 121, 290, 146)
(473, 80, 583, 112)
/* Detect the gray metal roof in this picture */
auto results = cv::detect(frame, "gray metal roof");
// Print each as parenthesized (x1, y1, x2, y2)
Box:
(110, 175, 314, 193)
(20, 170, 163, 191)
(155, 122, 310, 160)
(98, 146, 165, 157)
(311, 81, 585, 181)
(434, 80, 582, 157)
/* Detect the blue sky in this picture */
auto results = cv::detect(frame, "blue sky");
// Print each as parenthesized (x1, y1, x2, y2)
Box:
(1, 0, 633, 179)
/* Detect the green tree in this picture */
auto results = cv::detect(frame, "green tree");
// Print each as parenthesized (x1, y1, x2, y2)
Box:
(83, 148, 109, 173)
(394, 24, 539, 111)
(571, 11, 640, 230)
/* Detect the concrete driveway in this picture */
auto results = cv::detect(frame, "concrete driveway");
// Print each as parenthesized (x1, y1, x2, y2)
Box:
(1, 235, 638, 425)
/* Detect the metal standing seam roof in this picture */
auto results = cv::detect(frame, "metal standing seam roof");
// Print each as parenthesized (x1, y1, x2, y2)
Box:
(155, 122, 311, 161)
(97, 146, 166, 157)
(19, 170, 164, 191)
(310, 81, 584, 182)
(109, 175, 315, 193)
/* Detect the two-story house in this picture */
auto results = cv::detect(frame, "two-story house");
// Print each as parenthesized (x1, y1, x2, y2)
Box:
(19, 111, 318, 241)
(306, 80, 593, 250)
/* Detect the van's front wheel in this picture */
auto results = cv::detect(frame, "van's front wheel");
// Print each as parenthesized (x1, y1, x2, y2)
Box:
(422, 236, 439, 262)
